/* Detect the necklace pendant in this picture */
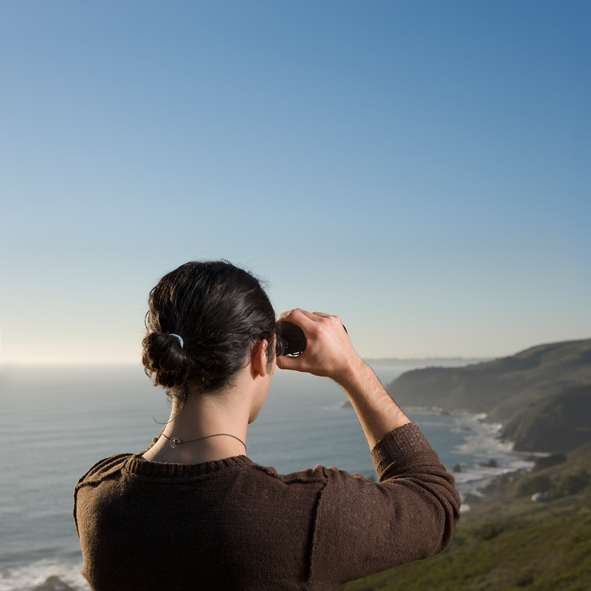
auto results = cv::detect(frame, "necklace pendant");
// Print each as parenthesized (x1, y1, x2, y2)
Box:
(169, 437, 181, 448)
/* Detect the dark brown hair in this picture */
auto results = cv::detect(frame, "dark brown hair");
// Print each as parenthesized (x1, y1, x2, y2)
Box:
(142, 261, 276, 395)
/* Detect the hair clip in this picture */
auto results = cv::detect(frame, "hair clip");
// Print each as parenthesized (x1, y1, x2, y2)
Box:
(170, 333, 184, 348)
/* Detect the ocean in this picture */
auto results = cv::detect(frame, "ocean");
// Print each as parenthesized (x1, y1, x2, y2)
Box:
(0, 363, 533, 591)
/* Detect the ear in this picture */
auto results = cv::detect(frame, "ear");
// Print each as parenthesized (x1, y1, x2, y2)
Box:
(251, 339, 269, 378)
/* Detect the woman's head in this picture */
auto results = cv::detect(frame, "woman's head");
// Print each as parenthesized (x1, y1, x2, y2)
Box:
(142, 261, 277, 395)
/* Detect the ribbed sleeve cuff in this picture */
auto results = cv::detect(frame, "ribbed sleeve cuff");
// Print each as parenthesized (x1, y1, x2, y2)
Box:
(370, 423, 433, 479)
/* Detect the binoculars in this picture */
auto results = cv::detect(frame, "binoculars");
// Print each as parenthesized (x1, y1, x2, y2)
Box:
(276, 322, 307, 357)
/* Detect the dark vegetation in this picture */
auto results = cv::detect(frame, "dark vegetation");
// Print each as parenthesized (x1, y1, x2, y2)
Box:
(342, 443, 591, 591)
(533, 453, 567, 471)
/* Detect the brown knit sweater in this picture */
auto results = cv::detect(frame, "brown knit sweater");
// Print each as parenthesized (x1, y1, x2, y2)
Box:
(74, 423, 460, 590)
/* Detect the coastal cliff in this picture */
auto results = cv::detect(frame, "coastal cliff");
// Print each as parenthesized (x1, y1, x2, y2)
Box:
(386, 338, 591, 453)
(502, 384, 591, 453)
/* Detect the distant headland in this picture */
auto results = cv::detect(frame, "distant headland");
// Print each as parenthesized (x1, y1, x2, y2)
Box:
(364, 357, 493, 368)
(384, 338, 591, 454)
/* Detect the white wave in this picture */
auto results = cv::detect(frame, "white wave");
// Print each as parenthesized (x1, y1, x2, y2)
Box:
(0, 559, 88, 591)
(441, 411, 536, 502)
(451, 413, 507, 456)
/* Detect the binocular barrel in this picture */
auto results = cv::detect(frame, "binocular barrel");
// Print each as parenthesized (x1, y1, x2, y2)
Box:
(276, 322, 307, 357)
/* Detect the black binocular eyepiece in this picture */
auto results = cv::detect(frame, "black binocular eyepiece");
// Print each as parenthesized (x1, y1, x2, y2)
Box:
(276, 322, 307, 357)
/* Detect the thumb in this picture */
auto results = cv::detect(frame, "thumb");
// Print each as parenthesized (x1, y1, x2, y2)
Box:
(276, 353, 306, 372)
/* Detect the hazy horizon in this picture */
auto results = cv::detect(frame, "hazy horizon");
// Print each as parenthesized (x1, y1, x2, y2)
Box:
(7, 337, 591, 368)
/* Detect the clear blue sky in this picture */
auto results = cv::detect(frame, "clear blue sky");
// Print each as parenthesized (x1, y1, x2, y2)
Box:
(1, 0, 589, 363)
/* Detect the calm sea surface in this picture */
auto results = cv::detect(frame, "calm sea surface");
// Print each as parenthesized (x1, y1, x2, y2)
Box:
(0, 363, 533, 591)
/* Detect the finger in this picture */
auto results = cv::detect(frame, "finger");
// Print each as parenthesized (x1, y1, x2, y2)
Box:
(277, 308, 306, 322)
(277, 309, 294, 322)
(292, 309, 323, 322)
(309, 312, 347, 334)
(276, 354, 307, 372)
(312, 312, 346, 328)
(277, 308, 319, 328)
(311, 311, 333, 318)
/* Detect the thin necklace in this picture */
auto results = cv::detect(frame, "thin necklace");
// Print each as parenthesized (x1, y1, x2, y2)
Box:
(162, 432, 247, 453)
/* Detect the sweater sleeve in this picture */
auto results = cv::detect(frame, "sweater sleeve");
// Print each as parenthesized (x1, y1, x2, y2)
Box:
(309, 423, 461, 585)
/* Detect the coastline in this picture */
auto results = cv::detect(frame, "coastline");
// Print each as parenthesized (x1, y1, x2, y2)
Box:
(400, 406, 537, 511)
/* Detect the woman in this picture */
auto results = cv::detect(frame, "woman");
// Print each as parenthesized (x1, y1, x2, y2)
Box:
(74, 261, 460, 591)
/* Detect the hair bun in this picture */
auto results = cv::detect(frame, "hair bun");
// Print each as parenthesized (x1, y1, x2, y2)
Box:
(142, 332, 191, 389)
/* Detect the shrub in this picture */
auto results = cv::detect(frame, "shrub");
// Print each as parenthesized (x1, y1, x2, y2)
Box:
(476, 524, 500, 541)
(554, 470, 589, 497)
(533, 453, 567, 471)
(516, 474, 552, 497)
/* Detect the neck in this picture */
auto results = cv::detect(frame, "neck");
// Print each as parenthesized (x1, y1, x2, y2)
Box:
(162, 432, 247, 452)
(144, 386, 251, 464)
(143, 350, 273, 465)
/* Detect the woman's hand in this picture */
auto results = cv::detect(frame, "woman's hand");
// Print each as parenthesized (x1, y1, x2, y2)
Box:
(275, 309, 364, 385)
(276, 308, 411, 448)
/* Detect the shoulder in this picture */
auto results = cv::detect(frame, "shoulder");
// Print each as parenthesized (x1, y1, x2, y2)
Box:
(249, 458, 367, 487)
(75, 453, 133, 490)
(73, 453, 134, 535)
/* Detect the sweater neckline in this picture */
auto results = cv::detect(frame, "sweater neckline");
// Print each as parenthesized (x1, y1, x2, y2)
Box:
(126, 453, 255, 478)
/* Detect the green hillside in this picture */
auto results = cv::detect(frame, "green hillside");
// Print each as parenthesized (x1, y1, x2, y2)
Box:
(341, 443, 591, 591)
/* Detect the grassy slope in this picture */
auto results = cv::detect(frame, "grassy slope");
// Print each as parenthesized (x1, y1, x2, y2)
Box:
(341, 445, 591, 591)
